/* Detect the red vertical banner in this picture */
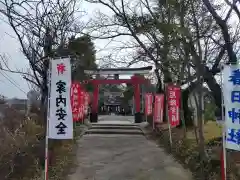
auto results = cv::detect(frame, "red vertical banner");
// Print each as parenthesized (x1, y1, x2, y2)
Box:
(84, 92, 90, 115)
(80, 90, 85, 106)
(153, 94, 164, 123)
(70, 82, 81, 122)
(167, 84, 181, 127)
(79, 105, 84, 121)
(78, 90, 85, 122)
(145, 93, 153, 116)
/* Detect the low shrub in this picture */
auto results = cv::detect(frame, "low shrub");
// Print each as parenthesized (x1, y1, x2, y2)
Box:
(0, 106, 43, 180)
(0, 105, 83, 180)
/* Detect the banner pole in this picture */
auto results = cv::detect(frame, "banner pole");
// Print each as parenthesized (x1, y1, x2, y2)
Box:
(45, 58, 51, 180)
(220, 66, 227, 180)
(153, 113, 155, 130)
(145, 111, 147, 122)
(145, 93, 149, 122)
(44, 125, 49, 180)
(166, 84, 173, 148)
(153, 95, 155, 130)
(167, 101, 173, 147)
(44, 110, 49, 180)
(144, 94, 146, 122)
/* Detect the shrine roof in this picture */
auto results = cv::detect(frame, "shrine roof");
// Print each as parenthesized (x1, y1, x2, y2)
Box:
(84, 66, 152, 75)
(104, 103, 122, 106)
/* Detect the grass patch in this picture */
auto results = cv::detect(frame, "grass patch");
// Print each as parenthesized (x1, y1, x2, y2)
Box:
(186, 121, 222, 141)
(203, 122, 222, 140)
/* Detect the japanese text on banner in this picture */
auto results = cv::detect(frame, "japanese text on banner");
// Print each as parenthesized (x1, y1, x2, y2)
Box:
(145, 93, 153, 116)
(71, 82, 81, 122)
(84, 93, 90, 115)
(154, 94, 164, 123)
(49, 58, 73, 139)
(223, 66, 240, 151)
(167, 85, 180, 127)
(79, 91, 85, 121)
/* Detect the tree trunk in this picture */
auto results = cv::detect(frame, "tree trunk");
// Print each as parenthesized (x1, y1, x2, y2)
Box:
(39, 27, 52, 168)
(181, 82, 198, 126)
(154, 69, 164, 93)
(203, 68, 222, 112)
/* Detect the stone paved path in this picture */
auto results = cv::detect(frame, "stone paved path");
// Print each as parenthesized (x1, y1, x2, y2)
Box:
(68, 116, 192, 180)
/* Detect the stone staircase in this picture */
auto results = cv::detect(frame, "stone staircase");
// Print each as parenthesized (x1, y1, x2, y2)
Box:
(84, 123, 144, 135)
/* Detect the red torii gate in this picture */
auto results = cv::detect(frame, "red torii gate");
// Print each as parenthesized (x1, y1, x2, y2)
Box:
(84, 66, 152, 123)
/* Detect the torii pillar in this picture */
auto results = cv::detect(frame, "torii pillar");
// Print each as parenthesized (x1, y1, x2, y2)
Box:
(89, 76, 144, 123)
(90, 82, 99, 123)
(131, 75, 142, 123)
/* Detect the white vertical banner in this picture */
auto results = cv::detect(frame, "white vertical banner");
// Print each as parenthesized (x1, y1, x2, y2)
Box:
(49, 58, 73, 139)
(223, 65, 240, 151)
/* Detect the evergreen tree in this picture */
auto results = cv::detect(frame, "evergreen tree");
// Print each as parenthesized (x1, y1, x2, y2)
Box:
(55, 35, 97, 91)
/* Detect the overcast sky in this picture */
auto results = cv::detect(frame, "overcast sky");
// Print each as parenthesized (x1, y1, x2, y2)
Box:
(0, 18, 30, 99)
(0, 1, 112, 99)
(0, 1, 146, 99)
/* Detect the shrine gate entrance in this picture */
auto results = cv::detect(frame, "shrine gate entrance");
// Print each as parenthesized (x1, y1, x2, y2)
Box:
(84, 66, 152, 123)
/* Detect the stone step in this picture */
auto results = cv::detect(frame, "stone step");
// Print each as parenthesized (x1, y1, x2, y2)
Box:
(91, 123, 138, 127)
(90, 125, 139, 130)
(84, 129, 144, 135)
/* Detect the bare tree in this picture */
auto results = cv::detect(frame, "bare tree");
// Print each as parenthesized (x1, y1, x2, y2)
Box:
(85, 0, 239, 111)
(202, 0, 239, 64)
(0, 0, 83, 107)
(85, 0, 177, 92)
(0, 0, 87, 167)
